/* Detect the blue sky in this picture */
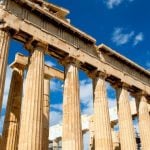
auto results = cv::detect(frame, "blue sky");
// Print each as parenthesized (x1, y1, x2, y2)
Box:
(0, 0, 149, 148)
(49, 0, 150, 69)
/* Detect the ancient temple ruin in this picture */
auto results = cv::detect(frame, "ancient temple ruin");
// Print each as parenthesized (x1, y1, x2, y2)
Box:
(0, 0, 150, 150)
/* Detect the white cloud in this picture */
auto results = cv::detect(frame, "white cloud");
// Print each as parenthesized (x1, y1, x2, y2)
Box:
(112, 28, 134, 45)
(108, 98, 117, 108)
(80, 79, 93, 103)
(105, 0, 134, 9)
(45, 60, 56, 67)
(50, 80, 63, 92)
(50, 111, 62, 126)
(112, 28, 144, 46)
(106, 0, 123, 9)
(133, 32, 144, 46)
(50, 103, 62, 112)
(80, 79, 94, 115)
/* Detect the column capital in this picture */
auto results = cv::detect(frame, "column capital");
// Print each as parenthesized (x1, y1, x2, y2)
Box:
(10, 61, 26, 71)
(34, 42, 48, 50)
(25, 39, 48, 53)
(44, 75, 51, 80)
(88, 70, 107, 79)
(132, 91, 148, 99)
(112, 82, 129, 90)
(59, 56, 81, 67)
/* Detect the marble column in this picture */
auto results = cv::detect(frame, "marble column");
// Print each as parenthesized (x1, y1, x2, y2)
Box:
(62, 61, 83, 150)
(138, 94, 150, 150)
(42, 78, 50, 150)
(18, 44, 45, 150)
(1, 64, 24, 150)
(0, 30, 10, 112)
(116, 83, 136, 150)
(93, 73, 113, 150)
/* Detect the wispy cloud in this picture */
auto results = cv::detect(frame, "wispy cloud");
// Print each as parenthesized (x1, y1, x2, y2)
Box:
(108, 98, 117, 108)
(50, 103, 62, 112)
(45, 60, 56, 67)
(80, 79, 93, 115)
(112, 27, 144, 46)
(112, 28, 134, 45)
(105, 0, 134, 9)
(133, 32, 144, 45)
(50, 79, 63, 92)
(106, 0, 123, 9)
(50, 111, 62, 126)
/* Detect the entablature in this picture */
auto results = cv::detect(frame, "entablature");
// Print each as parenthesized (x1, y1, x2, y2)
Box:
(0, 1, 150, 98)
(98, 44, 150, 89)
(4, 0, 96, 45)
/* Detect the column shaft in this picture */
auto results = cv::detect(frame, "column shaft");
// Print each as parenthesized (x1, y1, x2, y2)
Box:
(116, 86, 136, 150)
(93, 76, 113, 150)
(62, 63, 82, 150)
(18, 46, 44, 150)
(138, 95, 150, 150)
(42, 78, 50, 150)
(1, 67, 24, 150)
(0, 30, 10, 112)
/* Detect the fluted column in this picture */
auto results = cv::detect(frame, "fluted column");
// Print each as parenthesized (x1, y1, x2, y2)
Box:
(18, 44, 45, 150)
(138, 94, 150, 150)
(62, 61, 83, 150)
(42, 78, 50, 150)
(0, 30, 10, 112)
(1, 64, 24, 150)
(93, 73, 113, 150)
(115, 83, 136, 150)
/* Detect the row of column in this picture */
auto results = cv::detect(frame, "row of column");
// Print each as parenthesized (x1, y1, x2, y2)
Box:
(0, 29, 150, 150)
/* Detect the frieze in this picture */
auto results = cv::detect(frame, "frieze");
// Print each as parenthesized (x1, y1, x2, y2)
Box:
(5, 0, 98, 57)
(101, 51, 150, 86)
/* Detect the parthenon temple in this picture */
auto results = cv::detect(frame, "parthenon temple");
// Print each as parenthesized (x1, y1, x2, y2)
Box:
(0, 0, 150, 150)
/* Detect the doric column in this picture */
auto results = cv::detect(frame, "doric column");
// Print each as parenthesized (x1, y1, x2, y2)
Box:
(115, 83, 136, 150)
(62, 60, 83, 150)
(42, 78, 50, 150)
(18, 44, 45, 150)
(93, 72, 113, 150)
(0, 30, 10, 112)
(1, 63, 24, 150)
(138, 94, 150, 150)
